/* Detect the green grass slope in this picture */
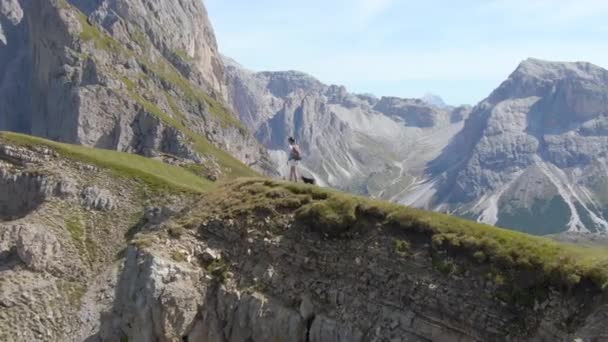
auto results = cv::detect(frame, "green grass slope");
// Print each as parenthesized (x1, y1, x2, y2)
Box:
(186, 178, 608, 295)
(0, 132, 214, 193)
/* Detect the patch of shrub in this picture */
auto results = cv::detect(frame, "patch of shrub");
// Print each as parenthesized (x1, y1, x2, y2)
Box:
(473, 251, 487, 263)
(394, 239, 411, 257)
(206, 259, 229, 283)
(295, 196, 358, 237)
(168, 224, 186, 239)
(171, 250, 188, 263)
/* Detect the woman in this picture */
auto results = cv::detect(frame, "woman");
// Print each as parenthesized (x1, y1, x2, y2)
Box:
(287, 137, 301, 182)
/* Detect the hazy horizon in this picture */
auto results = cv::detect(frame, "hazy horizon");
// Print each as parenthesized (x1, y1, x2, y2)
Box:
(206, 0, 608, 106)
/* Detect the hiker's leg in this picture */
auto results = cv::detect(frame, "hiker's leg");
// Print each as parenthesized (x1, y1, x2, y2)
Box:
(290, 165, 296, 182)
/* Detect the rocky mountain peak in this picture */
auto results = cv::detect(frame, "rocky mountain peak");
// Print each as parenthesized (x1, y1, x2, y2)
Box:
(421, 93, 448, 108)
(424, 58, 608, 234)
(514, 58, 608, 82)
(258, 70, 325, 97)
(373, 96, 451, 128)
(485, 58, 608, 125)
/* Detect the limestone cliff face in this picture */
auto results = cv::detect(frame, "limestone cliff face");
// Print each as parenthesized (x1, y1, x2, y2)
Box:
(0, 0, 274, 175)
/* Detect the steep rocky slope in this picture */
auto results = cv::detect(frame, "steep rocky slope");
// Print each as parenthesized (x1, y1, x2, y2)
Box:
(0, 0, 274, 177)
(417, 59, 608, 235)
(0, 132, 210, 341)
(223, 57, 471, 195)
(2, 133, 607, 341)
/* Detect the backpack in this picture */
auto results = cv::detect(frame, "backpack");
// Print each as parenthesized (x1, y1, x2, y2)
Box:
(291, 145, 302, 161)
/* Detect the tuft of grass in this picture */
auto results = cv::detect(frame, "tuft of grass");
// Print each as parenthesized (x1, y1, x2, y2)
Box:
(171, 250, 188, 263)
(129, 27, 150, 50)
(394, 239, 411, 257)
(296, 195, 358, 237)
(57, 281, 87, 308)
(168, 224, 186, 239)
(432, 255, 461, 276)
(206, 259, 229, 283)
(65, 216, 84, 242)
(173, 49, 193, 62)
(132, 234, 155, 250)
(0, 132, 213, 193)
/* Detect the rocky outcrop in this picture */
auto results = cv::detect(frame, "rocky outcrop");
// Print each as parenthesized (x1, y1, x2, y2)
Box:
(223, 57, 470, 193)
(0, 137, 194, 341)
(0, 0, 275, 176)
(80, 186, 116, 211)
(0, 145, 75, 220)
(0, 224, 63, 273)
(90, 181, 608, 342)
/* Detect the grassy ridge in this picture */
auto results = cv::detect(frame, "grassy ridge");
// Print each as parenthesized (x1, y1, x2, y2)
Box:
(0, 132, 213, 193)
(193, 178, 608, 294)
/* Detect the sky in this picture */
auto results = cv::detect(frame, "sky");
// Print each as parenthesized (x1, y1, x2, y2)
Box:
(206, 0, 608, 105)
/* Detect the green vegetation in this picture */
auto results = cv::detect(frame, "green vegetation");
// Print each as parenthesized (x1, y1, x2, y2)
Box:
(167, 224, 186, 239)
(69, 3, 125, 54)
(57, 281, 87, 308)
(206, 259, 229, 283)
(0, 132, 213, 193)
(132, 234, 155, 250)
(141, 59, 245, 131)
(173, 49, 193, 62)
(394, 239, 411, 257)
(191, 178, 608, 295)
(65, 215, 84, 242)
(432, 255, 462, 276)
(170, 250, 188, 263)
(130, 27, 150, 50)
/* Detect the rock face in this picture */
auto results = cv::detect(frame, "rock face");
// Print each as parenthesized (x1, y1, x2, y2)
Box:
(417, 59, 608, 234)
(223, 57, 470, 194)
(0, 0, 274, 175)
(0, 138, 152, 341)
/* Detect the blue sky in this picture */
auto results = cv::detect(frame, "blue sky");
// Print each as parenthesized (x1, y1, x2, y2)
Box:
(206, 0, 608, 105)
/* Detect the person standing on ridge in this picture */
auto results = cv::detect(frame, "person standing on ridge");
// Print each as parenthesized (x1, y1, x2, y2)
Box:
(287, 137, 302, 182)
